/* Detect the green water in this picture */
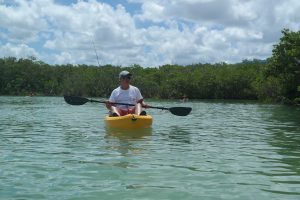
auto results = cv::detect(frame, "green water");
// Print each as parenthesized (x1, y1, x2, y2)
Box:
(1, 96, 300, 200)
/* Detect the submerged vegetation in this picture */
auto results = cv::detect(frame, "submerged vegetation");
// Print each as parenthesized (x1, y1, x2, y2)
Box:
(0, 29, 299, 104)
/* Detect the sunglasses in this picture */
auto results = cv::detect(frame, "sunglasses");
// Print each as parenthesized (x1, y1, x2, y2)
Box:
(121, 76, 131, 80)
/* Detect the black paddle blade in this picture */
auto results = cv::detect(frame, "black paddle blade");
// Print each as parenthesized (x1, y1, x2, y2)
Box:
(64, 96, 89, 105)
(169, 107, 192, 116)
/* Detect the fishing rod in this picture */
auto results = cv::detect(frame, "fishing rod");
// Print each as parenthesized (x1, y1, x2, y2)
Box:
(91, 39, 101, 67)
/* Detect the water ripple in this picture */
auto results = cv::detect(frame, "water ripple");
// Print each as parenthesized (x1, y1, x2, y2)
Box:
(1, 97, 300, 199)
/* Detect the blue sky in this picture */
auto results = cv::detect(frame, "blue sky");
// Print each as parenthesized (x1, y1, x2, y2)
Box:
(0, 0, 300, 67)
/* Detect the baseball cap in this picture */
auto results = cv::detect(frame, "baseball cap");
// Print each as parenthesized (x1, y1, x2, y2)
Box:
(119, 70, 132, 79)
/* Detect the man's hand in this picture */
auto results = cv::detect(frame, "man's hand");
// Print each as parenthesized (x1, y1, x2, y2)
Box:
(106, 101, 113, 109)
(142, 103, 150, 108)
(137, 99, 150, 108)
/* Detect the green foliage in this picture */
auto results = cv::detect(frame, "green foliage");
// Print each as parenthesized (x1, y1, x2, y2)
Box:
(0, 57, 262, 99)
(262, 29, 300, 102)
(0, 29, 299, 103)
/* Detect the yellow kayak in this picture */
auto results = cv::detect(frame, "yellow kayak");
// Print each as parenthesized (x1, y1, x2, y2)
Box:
(105, 114, 153, 129)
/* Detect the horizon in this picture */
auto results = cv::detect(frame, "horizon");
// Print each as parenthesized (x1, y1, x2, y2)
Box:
(0, 56, 268, 67)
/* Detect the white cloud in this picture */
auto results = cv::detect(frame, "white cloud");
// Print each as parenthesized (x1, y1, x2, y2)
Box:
(0, 43, 39, 58)
(224, 28, 263, 40)
(0, 0, 299, 66)
(54, 51, 73, 64)
(274, 0, 300, 29)
(0, 0, 48, 43)
(135, 2, 165, 22)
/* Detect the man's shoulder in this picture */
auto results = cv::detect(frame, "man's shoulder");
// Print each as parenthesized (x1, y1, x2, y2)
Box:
(129, 85, 141, 94)
(113, 86, 121, 91)
(129, 85, 139, 91)
(111, 87, 121, 94)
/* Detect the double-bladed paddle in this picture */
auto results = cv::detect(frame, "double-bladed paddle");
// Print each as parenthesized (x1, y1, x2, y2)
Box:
(64, 95, 192, 116)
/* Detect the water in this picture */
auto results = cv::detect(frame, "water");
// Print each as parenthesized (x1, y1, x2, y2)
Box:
(0, 96, 300, 200)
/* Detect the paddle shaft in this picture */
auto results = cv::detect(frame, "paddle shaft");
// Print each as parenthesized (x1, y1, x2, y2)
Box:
(64, 96, 191, 116)
(90, 99, 169, 110)
(90, 99, 135, 107)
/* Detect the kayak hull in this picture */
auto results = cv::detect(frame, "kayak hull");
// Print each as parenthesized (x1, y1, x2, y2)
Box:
(105, 114, 153, 129)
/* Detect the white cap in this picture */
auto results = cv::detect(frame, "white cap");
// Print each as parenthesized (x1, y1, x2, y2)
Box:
(119, 70, 132, 79)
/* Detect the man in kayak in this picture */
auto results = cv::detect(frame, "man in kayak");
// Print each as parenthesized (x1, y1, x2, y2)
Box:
(106, 70, 149, 116)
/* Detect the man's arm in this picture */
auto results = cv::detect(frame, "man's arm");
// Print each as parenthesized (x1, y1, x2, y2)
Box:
(137, 99, 149, 108)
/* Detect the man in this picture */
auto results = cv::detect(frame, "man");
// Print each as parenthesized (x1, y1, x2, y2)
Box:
(106, 70, 149, 116)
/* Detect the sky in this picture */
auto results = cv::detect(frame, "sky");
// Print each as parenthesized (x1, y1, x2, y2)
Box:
(0, 0, 300, 67)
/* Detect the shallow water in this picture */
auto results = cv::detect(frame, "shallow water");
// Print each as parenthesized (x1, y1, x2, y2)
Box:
(0, 96, 300, 199)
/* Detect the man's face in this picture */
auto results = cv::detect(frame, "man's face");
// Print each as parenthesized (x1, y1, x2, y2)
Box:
(120, 76, 131, 85)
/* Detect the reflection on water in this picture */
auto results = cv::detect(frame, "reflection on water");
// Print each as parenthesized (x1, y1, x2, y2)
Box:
(268, 106, 300, 173)
(260, 105, 300, 196)
(105, 127, 152, 140)
(167, 126, 192, 144)
(104, 127, 152, 159)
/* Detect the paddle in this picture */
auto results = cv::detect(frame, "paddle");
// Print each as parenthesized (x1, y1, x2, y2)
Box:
(64, 96, 192, 116)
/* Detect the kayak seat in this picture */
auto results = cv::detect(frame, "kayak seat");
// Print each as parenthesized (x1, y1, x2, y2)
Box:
(112, 112, 119, 117)
(140, 110, 147, 116)
(109, 111, 119, 117)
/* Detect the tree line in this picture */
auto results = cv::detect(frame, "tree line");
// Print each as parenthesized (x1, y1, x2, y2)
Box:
(0, 29, 299, 104)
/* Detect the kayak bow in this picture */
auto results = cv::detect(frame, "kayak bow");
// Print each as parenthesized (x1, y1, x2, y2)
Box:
(105, 114, 153, 129)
